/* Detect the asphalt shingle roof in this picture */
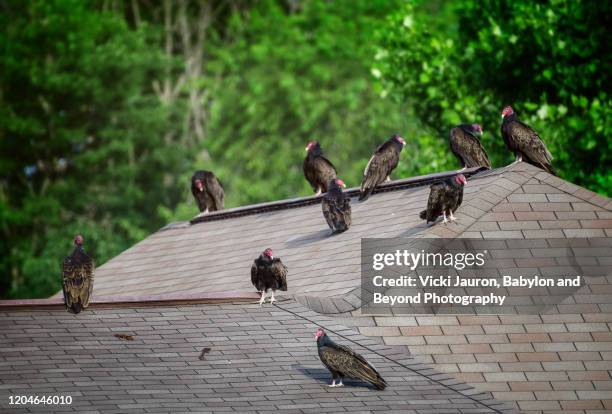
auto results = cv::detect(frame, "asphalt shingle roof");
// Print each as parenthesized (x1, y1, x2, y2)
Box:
(25, 161, 612, 413)
(0, 300, 513, 413)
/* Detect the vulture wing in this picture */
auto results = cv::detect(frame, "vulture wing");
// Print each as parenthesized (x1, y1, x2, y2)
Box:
(319, 343, 387, 390)
(419, 182, 446, 223)
(270, 259, 288, 291)
(205, 174, 225, 211)
(313, 157, 337, 192)
(251, 261, 261, 291)
(321, 197, 336, 230)
(340, 197, 352, 230)
(453, 185, 464, 213)
(505, 120, 555, 175)
(449, 128, 491, 168)
(322, 195, 351, 233)
(62, 249, 94, 314)
(359, 143, 399, 201)
(304, 156, 337, 193)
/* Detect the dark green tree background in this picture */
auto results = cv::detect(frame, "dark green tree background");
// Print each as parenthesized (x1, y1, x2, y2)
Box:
(1, 0, 609, 298)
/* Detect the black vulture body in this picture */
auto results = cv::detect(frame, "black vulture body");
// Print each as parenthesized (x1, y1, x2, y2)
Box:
(251, 252, 288, 305)
(62, 246, 94, 314)
(191, 170, 225, 213)
(303, 142, 337, 194)
(501, 109, 555, 175)
(420, 175, 465, 224)
(449, 125, 491, 169)
(322, 179, 351, 233)
(316, 329, 387, 390)
(359, 135, 405, 201)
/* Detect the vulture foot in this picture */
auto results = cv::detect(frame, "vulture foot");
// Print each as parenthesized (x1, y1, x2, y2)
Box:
(258, 291, 267, 306)
(449, 212, 457, 222)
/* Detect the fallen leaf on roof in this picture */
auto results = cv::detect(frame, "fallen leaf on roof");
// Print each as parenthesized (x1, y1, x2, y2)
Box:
(199, 347, 211, 360)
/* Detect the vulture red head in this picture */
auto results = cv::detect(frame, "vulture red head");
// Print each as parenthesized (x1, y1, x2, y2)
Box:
(335, 178, 346, 188)
(501, 106, 514, 119)
(455, 174, 467, 186)
(315, 327, 326, 339)
(471, 124, 483, 134)
(74, 234, 84, 247)
(305, 141, 319, 152)
(194, 179, 204, 192)
(263, 248, 274, 259)
(392, 134, 406, 146)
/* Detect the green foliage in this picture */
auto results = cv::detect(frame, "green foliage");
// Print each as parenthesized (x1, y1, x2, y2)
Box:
(374, 0, 611, 194)
(0, 0, 188, 297)
(173, 0, 407, 211)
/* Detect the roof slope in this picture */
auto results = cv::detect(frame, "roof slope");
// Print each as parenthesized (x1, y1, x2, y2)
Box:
(86, 165, 509, 298)
(90, 162, 611, 302)
(0, 300, 513, 413)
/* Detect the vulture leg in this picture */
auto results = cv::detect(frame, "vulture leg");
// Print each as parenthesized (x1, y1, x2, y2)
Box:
(458, 166, 467, 172)
(259, 290, 268, 306)
(442, 211, 448, 224)
(328, 372, 340, 387)
(385, 176, 391, 182)
(449, 211, 457, 222)
(337, 378, 344, 387)
(270, 290, 277, 304)
(315, 188, 322, 196)
(204, 208, 209, 214)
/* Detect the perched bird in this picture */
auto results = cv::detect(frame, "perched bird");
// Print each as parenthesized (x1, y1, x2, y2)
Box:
(303, 141, 337, 195)
(449, 124, 491, 170)
(420, 174, 466, 224)
(251, 248, 288, 305)
(501, 106, 555, 175)
(62, 234, 94, 314)
(322, 178, 351, 234)
(315, 328, 387, 389)
(191, 170, 224, 213)
(359, 134, 406, 201)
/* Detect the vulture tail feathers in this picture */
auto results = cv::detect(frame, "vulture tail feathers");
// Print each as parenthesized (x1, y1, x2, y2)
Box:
(358, 187, 373, 201)
(355, 360, 387, 390)
(70, 302, 82, 314)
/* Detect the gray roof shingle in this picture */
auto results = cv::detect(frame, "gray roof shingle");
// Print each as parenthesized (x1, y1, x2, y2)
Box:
(0, 300, 514, 413)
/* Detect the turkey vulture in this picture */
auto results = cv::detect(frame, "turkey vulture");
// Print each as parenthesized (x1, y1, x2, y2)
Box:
(501, 106, 555, 175)
(359, 134, 405, 201)
(315, 328, 387, 389)
(303, 141, 337, 195)
(191, 170, 224, 213)
(449, 124, 491, 170)
(62, 234, 94, 314)
(419, 174, 466, 224)
(322, 178, 351, 234)
(251, 248, 288, 305)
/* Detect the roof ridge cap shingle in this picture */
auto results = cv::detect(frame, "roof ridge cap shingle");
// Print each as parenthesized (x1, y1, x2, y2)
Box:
(188, 167, 488, 225)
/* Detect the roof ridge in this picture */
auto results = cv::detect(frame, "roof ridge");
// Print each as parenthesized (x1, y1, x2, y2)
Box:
(188, 167, 487, 225)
